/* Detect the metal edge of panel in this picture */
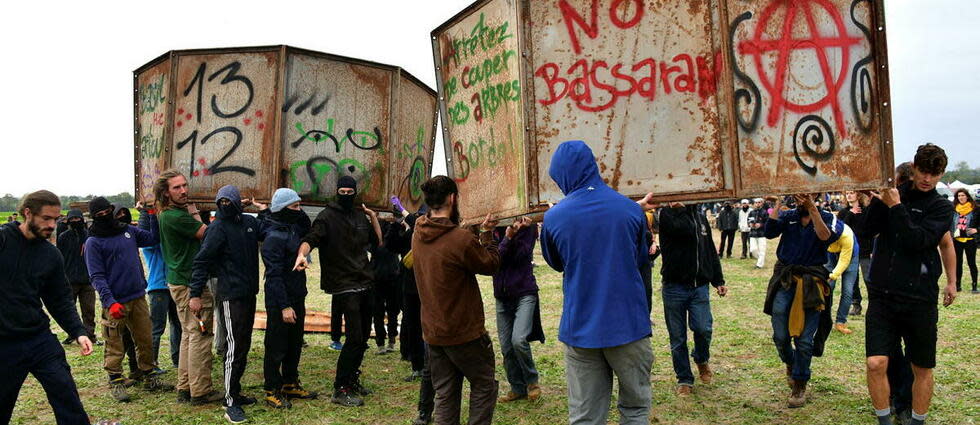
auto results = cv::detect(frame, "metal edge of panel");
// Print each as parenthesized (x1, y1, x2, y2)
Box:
(713, 0, 738, 197)
(133, 64, 142, 200)
(431, 20, 455, 181)
(396, 66, 439, 181)
(398, 68, 437, 96)
(517, 0, 539, 212)
(284, 45, 400, 74)
(431, 0, 496, 37)
(163, 54, 177, 176)
(871, 0, 895, 187)
(383, 68, 399, 210)
(718, 0, 746, 199)
(264, 45, 288, 205)
(169, 45, 284, 58)
(133, 51, 171, 75)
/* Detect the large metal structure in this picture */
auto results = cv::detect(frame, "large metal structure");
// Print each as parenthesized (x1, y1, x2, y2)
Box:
(135, 46, 438, 212)
(433, 0, 893, 221)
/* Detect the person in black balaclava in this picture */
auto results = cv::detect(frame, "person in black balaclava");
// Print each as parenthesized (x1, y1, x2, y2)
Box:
(56, 209, 99, 346)
(294, 175, 383, 407)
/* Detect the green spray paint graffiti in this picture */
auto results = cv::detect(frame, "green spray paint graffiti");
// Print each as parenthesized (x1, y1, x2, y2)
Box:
(287, 156, 381, 200)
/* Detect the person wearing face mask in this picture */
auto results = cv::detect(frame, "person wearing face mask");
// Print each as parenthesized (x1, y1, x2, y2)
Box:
(716, 201, 738, 259)
(187, 185, 266, 424)
(294, 176, 383, 407)
(57, 208, 99, 346)
(84, 197, 172, 402)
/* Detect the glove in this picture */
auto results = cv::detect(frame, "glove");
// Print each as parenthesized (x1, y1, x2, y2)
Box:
(108, 303, 126, 319)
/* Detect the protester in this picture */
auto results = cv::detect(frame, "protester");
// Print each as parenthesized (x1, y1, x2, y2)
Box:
(85, 196, 171, 402)
(114, 204, 143, 382)
(493, 217, 545, 404)
(411, 176, 500, 425)
(260, 189, 318, 410)
(738, 199, 752, 259)
(658, 203, 727, 395)
(188, 185, 265, 423)
(0, 190, 93, 424)
(748, 198, 769, 269)
(837, 190, 873, 316)
(370, 219, 402, 355)
(57, 208, 98, 346)
(716, 201, 738, 258)
(825, 222, 858, 335)
(541, 141, 653, 425)
(294, 176, 383, 407)
(329, 299, 345, 351)
(864, 144, 957, 425)
(763, 193, 843, 408)
(951, 188, 978, 293)
(155, 170, 224, 405)
(138, 201, 181, 371)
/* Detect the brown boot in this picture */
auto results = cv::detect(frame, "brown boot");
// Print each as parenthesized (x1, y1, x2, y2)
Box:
(676, 385, 692, 396)
(834, 323, 852, 335)
(696, 363, 713, 385)
(785, 365, 793, 389)
(526, 384, 542, 402)
(787, 380, 807, 408)
(498, 391, 526, 403)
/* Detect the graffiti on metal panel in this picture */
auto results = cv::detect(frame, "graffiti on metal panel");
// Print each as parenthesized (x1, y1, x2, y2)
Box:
(538, 0, 722, 112)
(139, 75, 167, 115)
(728, 12, 762, 133)
(287, 156, 380, 200)
(396, 126, 428, 202)
(442, 13, 521, 126)
(451, 123, 516, 183)
(849, 0, 875, 134)
(291, 118, 383, 153)
(283, 92, 330, 116)
(138, 74, 168, 200)
(792, 115, 836, 176)
(176, 61, 259, 178)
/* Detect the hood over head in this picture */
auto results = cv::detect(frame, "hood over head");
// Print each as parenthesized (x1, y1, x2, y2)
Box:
(548, 140, 605, 196)
(215, 185, 243, 220)
(112, 203, 132, 224)
(414, 215, 458, 244)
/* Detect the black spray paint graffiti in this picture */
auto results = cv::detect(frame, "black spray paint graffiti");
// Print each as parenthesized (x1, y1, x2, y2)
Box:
(291, 119, 383, 153)
(176, 61, 257, 177)
(283, 92, 330, 116)
(728, 11, 762, 133)
(849, 0, 875, 134)
(792, 115, 836, 176)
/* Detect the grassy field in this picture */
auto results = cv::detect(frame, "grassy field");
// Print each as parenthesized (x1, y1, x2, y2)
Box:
(10, 231, 979, 424)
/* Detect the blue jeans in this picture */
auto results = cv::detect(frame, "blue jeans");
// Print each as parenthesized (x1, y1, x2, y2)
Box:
(771, 285, 820, 382)
(495, 295, 539, 395)
(149, 289, 181, 368)
(825, 252, 859, 324)
(661, 283, 713, 385)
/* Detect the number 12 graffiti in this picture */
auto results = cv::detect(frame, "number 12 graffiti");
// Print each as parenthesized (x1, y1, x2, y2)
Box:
(176, 61, 257, 177)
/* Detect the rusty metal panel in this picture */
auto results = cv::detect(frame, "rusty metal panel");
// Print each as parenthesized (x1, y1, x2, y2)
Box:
(170, 50, 281, 202)
(390, 71, 439, 213)
(433, 0, 528, 222)
(725, 0, 892, 194)
(281, 52, 393, 207)
(527, 0, 733, 204)
(134, 56, 172, 203)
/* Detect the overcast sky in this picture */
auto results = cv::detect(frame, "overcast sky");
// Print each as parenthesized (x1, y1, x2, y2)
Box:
(1, 0, 976, 197)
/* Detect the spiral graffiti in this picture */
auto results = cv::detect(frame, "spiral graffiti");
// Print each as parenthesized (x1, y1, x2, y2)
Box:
(728, 11, 762, 133)
(792, 115, 836, 176)
(849, 0, 875, 133)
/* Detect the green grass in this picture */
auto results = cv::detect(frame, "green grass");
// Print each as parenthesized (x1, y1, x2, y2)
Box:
(10, 231, 980, 424)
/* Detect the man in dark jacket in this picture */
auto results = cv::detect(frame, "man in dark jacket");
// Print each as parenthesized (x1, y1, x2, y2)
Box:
(260, 188, 318, 410)
(0, 190, 93, 424)
(370, 219, 402, 355)
(763, 193, 842, 408)
(294, 176, 382, 407)
(413, 175, 500, 425)
(57, 208, 98, 345)
(188, 185, 265, 423)
(863, 144, 956, 425)
(716, 201, 738, 258)
(493, 217, 545, 404)
(658, 203, 727, 395)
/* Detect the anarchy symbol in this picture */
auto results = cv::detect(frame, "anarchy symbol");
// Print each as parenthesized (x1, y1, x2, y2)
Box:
(738, 0, 863, 138)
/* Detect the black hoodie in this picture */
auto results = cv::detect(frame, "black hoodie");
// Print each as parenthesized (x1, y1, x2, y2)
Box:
(188, 186, 262, 302)
(56, 210, 89, 284)
(658, 206, 725, 287)
(302, 201, 378, 294)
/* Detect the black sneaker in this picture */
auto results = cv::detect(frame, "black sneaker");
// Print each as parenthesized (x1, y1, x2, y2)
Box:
(264, 390, 292, 409)
(233, 395, 257, 406)
(191, 390, 225, 406)
(176, 390, 191, 403)
(331, 387, 364, 407)
(224, 405, 247, 424)
(412, 410, 433, 425)
(110, 378, 131, 402)
(351, 379, 373, 396)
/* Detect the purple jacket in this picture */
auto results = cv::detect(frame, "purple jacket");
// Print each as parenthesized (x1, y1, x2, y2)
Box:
(492, 224, 539, 299)
(85, 221, 159, 308)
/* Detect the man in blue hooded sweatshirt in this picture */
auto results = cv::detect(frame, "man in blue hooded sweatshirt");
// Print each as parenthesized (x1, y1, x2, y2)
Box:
(540, 141, 653, 425)
(188, 185, 265, 424)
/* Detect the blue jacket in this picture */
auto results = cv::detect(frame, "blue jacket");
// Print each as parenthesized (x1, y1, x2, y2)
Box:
(765, 208, 842, 266)
(138, 212, 168, 292)
(189, 185, 262, 302)
(540, 140, 651, 348)
(84, 218, 159, 307)
(261, 215, 311, 311)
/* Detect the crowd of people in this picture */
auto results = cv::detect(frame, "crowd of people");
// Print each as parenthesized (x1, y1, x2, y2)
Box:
(0, 142, 969, 425)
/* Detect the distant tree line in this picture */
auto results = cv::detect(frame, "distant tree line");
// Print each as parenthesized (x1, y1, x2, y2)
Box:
(0, 192, 134, 212)
(942, 161, 980, 185)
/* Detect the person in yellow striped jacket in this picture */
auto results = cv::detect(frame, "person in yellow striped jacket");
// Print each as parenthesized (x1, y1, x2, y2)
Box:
(826, 222, 859, 335)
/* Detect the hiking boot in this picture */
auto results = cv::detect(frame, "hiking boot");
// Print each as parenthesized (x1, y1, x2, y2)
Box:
(191, 390, 225, 406)
(697, 363, 713, 384)
(331, 387, 364, 407)
(264, 390, 292, 409)
(788, 380, 807, 408)
(403, 370, 422, 382)
(282, 383, 318, 400)
(498, 391, 526, 403)
(676, 385, 693, 396)
(224, 405, 247, 424)
(176, 389, 191, 403)
(834, 323, 853, 335)
(412, 410, 433, 425)
(121, 377, 138, 388)
(329, 341, 343, 351)
(351, 373, 373, 396)
(527, 383, 542, 401)
(143, 373, 174, 392)
(233, 395, 257, 406)
(785, 365, 793, 390)
(110, 378, 131, 402)
(849, 304, 862, 316)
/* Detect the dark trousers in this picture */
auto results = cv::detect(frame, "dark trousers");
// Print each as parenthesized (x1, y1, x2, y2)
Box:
(418, 343, 435, 416)
(0, 333, 89, 425)
(718, 229, 736, 257)
(334, 290, 373, 389)
(221, 297, 256, 406)
(852, 256, 872, 306)
(954, 239, 978, 291)
(372, 279, 401, 346)
(69, 283, 97, 340)
(428, 334, 498, 425)
(264, 302, 305, 391)
(401, 288, 426, 372)
(740, 231, 750, 258)
(330, 296, 345, 343)
(148, 289, 181, 368)
(888, 342, 914, 414)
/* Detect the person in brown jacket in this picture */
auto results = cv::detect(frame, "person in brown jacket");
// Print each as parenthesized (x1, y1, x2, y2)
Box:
(412, 175, 501, 425)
